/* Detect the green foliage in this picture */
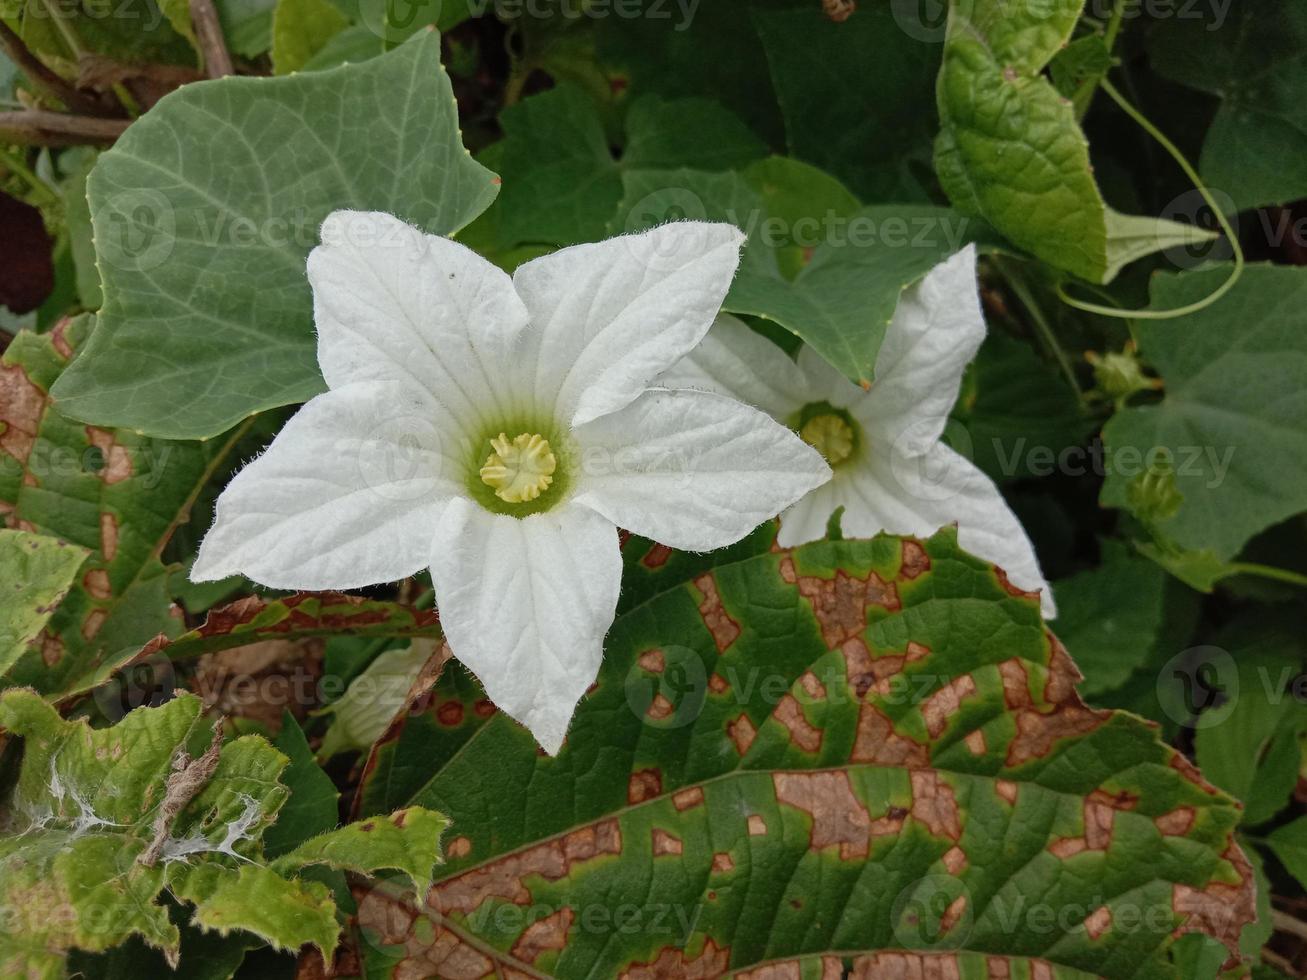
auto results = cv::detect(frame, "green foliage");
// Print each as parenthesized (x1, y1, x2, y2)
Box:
(0, 317, 230, 700)
(0, 689, 448, 976)
(0, 529, 88, 675)
(50, 32, 499, 440)
(935, 0, 1212, 282)
(348, 528, 1253, 977)
(270, 0, 349, 73)
(1102, 265, 1307, 560)
(1151, 0, 1307, 213)
(5, 0, 1306, 973)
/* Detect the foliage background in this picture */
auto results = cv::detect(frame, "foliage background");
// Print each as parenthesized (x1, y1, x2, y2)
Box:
(1, 0, 1306, 976)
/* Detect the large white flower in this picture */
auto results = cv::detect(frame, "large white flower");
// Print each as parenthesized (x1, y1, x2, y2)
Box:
(662, 245, 1056, 617)
(191, 212, 829, 753)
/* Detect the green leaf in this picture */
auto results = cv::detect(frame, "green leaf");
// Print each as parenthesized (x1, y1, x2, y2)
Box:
(952, 331, 1093, 484)
(1151, 0, 1307, 212)
(300, 23, 383, 71)
(594, 0, 783, 146)
(271, 0, 350, 74)
(1193, 614, 1307, 827)
(272, 806, 449, 895)
(13, 0, 194, 72)
(0, 530, 88, 677)
(170, 862, 338, 958)
(751, 2, 940, 202)
(353, 527, 1254, 976)
(615, 167, 1002, 387)
(1049, 34, 1112, 114)
(934, 0, 1213, 283)
(0, 317, 234, 700)
(263, 713, 339, 858)
(1051, 541, 1193, 698)
(213, 0, 277, 58)
(62, 151, 102, 310)
(490, 84, 766, 249)
(0, 688, 448, 974)
(317, 638, 440, 760)
(50, 31, 499, 440)
(1266, 815, 1307, 892)
(1101, 264, 1307, 562)
(741, 155, 860, 280)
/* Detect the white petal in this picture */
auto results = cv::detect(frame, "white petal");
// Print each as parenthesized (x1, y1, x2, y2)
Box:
(309, 210, 529, 430)
(571, 388, 830, 552)
(512, 222, 744, 427)
(192, 382, 455, 590)
(793, 345, 870, 414)
(658, 314, 811, 421)
(778, 442, 1055, 618)
(860, 245, 985, 456)
(428, 499, 621, 754)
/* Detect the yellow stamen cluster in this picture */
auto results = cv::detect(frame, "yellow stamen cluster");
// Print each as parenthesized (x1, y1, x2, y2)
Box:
(800, 414, 855, 466)
(479, 432, 557, 503)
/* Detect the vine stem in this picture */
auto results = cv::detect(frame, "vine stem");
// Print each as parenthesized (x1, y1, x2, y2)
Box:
(1057, 78, 1245, 321)
(1103, 0, 1131, 50)
(996, 257, 1086, 407)
(1227, 562, 1307, 590)
(0, 145, 59, 209)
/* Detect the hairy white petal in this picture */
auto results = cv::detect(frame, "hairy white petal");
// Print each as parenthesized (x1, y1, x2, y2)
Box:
(428, 500, 621, 754)
(859, 245, 985, 455)
(309, 210, 529, 430)
(192, 381, 455, 590)
(512, 222, 744, 427)
(779, 442, 1055, 617)
(571, 388, 830, 551)
(658, 313, 811, 420)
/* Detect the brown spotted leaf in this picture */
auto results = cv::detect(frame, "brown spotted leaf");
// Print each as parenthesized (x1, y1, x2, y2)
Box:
(352, 526, 1253, 979)
(0, 316, 240, 699)
(144, 592, 443, 663)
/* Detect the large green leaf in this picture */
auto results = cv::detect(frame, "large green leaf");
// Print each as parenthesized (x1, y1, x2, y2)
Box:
(934, 0, 1212, 283)
(0, 530, 88, 677)
(952, 331, 1093, 485)
(484, 84, 766, 250)
(1101, 264, 1307, 561)
(0, 689, 448, 977)
(615, 167, 1002, 388)
(1193, 614, 1307, 828)
(751, 2, 940, 202)
(1050, 541, 1197, 699)
(1266, 816, 1307, 894)
(352, 527, 1254, 977)
(594, 0, 783, 146)
(0, 317, 235, 700)
(1151, 0, 1307, 213)
(50, 31, 499, 440)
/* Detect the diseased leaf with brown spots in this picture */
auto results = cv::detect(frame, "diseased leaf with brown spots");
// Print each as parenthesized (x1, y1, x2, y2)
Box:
(142, 592, 443, 664)
(351, 526, 1255, 979)
(0, 316, 241, 700)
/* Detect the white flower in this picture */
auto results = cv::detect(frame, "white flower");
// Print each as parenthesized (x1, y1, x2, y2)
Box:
(191, 212, 830, 753)
(662, 246, 1056, 617)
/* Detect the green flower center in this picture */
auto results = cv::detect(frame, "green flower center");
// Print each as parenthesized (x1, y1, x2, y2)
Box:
(480, 432, 557, 503)
(800, 414, 855, 466)
(794, 402, 861, 467)
(465, 418, 571, 517)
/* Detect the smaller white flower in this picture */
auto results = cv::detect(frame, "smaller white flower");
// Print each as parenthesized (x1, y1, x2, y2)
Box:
(662, 245, 1056, 617)
(192, 212, 829, 754)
